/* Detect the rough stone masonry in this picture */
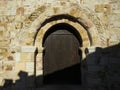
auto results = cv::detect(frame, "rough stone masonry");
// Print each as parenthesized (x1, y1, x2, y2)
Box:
(0, 0, 120, 89)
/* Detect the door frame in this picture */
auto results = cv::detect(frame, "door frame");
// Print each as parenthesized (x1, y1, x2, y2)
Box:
(35, 22, 91, 86)
(43, 27, 82, 84)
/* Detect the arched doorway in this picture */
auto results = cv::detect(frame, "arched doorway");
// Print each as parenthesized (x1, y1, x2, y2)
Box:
(43, 23, 82, 84)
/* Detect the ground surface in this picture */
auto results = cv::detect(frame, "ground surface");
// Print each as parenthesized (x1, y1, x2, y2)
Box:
(1, 85, 86, 90)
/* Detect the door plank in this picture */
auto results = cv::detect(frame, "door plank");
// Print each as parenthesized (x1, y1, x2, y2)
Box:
(43, 30, 81, 84)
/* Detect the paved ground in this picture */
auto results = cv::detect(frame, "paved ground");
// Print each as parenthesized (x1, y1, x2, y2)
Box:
(1, 85, 86, 90)
(36, 85, 86, 90)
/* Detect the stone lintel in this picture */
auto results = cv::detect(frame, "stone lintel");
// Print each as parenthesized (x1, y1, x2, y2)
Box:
(21, 46, 37, 53)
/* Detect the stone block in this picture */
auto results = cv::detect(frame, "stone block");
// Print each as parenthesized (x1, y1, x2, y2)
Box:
(95, 4, 111, 13)
(15, 62, 26, 72)
(95, 4, 103, 13)
(70, 8, 77, 16)
(0, 56, 3, 60)
(1, 52, 8, 57)
(0, 71, 19, 80)
(14, 52, 20, 62)
(109, 57, 120, 64)
(4, 61, 15, 66)
(0, 25, 5, 31)
(4, 65, 13, 71)
(26, 76, 35, 88)
(21, 46, 36, 53)
(88, 65, 103, 72)
(86, 46, 96, 54)
(107, 74, 120, 83)
(0, 42, 9, 48)
(99, 56, 109, 65)
(15, 15, 25, 22)
(7, 56, 14, 61)
(0, 31, 3, 36)
(20, 52, 34, 61)
(109, 64, 120, 72)
(86, 72, 99, 78)
(36, 61, 42, 70)
(15, 22, 23, 29)
(14, 81, 26, 88)
(36, 70, 43, 76)
(5, 16, 15, 23)
(86, 54, 96, 65)
(46, 8, 54, 17)
(16, 7, 24, 15)
(110, 1, 120, 13)
(53, 7, 59, 14)
(104, 4, 111, 13)
(3, 61, 15, 71)
(25, 38, 33, 46)
(26, 62, 34, 73)
(87, 77, 102, 87)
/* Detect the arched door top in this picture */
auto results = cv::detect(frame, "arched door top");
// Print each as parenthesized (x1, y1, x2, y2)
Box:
(43, 27, 82, 84)
(42, 23, 82, 47)
(34, 18, 91, 50)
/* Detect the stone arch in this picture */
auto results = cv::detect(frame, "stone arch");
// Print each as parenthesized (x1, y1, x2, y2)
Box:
(34, 18, 90, 50)
(25, 2, 101, 84)
(25, 2, 100, 47)
(42, 23, 83, 47)
(34, 16, 94, 62)
(33, 14, 94, 85)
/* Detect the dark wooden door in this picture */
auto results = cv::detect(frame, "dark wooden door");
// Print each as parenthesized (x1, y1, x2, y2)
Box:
(43, 29, 81, 84)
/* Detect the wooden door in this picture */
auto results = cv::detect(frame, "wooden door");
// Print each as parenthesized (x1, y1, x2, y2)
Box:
(43, 29, 81, 84)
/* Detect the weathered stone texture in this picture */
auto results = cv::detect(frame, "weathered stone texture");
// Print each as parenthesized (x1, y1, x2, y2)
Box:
(95, 4, 111, 13)
(0, 0, 119, 88)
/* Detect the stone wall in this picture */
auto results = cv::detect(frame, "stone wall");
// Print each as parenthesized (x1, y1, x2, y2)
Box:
(85, 44, 120, 89)
(0, 0, 119, 89)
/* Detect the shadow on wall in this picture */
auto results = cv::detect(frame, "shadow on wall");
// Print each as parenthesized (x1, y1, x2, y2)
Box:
(0, 43, 120, 90)
(85, 43, 120, 90)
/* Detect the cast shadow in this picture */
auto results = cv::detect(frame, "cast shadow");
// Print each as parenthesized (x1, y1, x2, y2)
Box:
(0, 43, 120, 90)
(84, 43, 120, 89)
